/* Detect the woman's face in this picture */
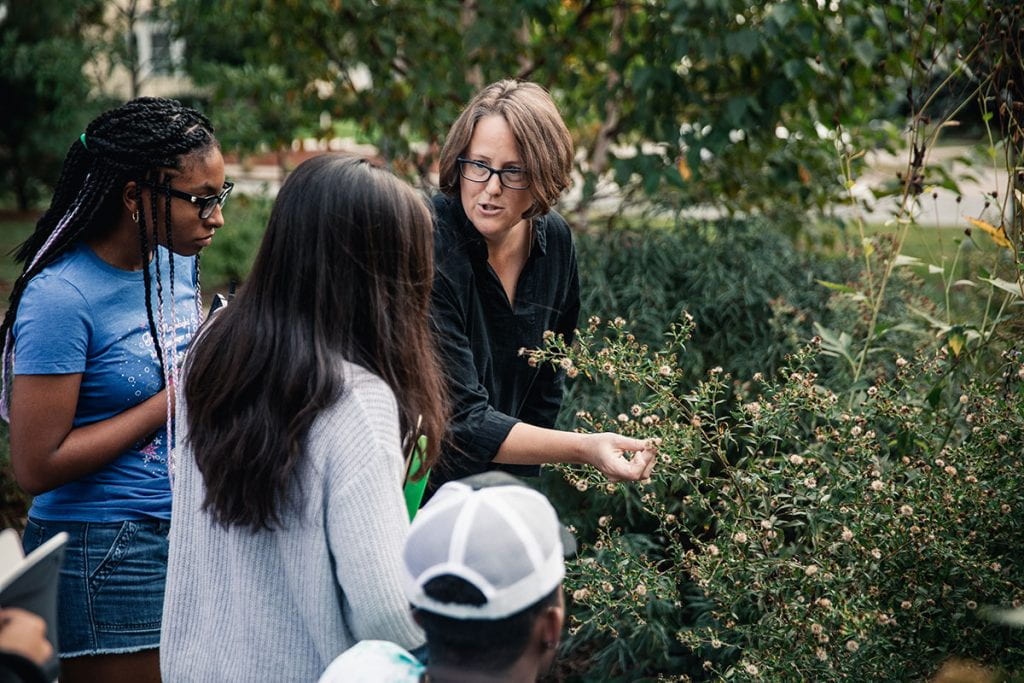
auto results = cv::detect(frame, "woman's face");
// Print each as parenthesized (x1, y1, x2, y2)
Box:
(459, 115, 533, 245)
(146, 147, 227, 257)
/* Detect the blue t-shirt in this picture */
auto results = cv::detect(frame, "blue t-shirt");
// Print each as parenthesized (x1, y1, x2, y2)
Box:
(13, 243, 199, 522)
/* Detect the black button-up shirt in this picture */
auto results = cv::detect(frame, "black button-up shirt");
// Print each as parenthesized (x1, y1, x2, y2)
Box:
(428, 195, 581, 490)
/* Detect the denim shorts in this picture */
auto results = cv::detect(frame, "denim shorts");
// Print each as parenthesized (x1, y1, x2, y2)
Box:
(22, 517, 170, 658)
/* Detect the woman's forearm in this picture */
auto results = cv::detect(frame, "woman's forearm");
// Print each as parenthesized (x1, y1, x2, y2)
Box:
(11, 376, 172, 495)
(493, 422, 656, 482)
(493, 422, 587, 466)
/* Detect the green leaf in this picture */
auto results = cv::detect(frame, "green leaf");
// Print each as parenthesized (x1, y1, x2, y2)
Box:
(724, 96, 751, 127)
(782, 59, 806, 80)
(816, 280, 857, 294)
(946, 327, 967, 357)
(724, 29, 759, 59)
(852, 39, 877, 67)
(981, 277, 1022, 298)
(769, 3, 799, 29)
(643, 169, 661, 195)
(926, 383, 943, 409)
(813, 322, 854, 365)
(893, 254, 922, 267)
(907, 305, 951, 334)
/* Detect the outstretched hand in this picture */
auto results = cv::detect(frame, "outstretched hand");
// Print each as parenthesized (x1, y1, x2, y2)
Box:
(581, 432, 658, 482)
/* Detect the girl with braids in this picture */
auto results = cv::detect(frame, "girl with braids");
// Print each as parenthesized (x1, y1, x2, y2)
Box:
(161, 155, 447, 681)
(3, 97, 228, 683)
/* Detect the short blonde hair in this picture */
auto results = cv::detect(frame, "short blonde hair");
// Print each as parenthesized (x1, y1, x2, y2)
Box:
(438, 80, 573, 220)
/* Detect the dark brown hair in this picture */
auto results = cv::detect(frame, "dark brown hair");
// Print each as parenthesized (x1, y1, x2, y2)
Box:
(184, 155, 448, 531)
(438, 80, 574, 220)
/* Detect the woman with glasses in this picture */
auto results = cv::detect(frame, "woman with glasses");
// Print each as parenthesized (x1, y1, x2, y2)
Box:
(429, 80, 656, 496)
(0, 97, 227, 683)
(161, 155, 446, 680)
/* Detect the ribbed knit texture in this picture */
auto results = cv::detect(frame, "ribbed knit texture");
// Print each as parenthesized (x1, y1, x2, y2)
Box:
(161, 361, 424, 682)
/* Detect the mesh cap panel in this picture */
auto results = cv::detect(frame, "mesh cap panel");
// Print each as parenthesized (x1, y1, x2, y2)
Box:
(403, 475, 571, 619)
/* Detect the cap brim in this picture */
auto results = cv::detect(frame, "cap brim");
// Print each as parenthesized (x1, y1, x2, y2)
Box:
(450, 471, 576, 557)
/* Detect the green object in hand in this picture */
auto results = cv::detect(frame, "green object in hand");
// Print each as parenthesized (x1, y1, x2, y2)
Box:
(403, 435, 429, 521)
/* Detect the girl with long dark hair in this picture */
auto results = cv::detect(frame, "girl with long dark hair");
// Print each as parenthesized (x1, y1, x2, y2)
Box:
(161, 155, 447, 681)
(3, 97, 228, 682)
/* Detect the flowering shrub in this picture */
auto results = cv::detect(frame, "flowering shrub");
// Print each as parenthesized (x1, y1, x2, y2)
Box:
(536, 315, 1024, 680)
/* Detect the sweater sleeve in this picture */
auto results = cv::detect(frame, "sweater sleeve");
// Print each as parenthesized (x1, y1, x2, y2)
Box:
(319, 371, 424, 651)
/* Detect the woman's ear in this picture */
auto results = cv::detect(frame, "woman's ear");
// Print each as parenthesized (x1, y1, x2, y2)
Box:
(122, 181, 139, 213)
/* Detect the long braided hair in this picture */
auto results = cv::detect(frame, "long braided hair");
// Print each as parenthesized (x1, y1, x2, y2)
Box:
(0, 97, 218, 421)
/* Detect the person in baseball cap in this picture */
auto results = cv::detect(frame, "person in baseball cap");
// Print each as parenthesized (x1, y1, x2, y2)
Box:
(319, 471, 575, 682)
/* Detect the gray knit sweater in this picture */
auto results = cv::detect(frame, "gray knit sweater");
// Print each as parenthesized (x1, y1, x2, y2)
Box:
(161, 362, 424, 682)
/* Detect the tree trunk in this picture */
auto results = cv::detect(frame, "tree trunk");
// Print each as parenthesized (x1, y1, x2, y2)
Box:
(576, 0, 626, 231)
(589, 0, 626, 177)
(461, 0, 483, 90)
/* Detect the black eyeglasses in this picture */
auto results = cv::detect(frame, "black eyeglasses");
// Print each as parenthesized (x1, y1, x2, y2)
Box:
(143, 180, 234, 219)
(456, 158, 530, 190)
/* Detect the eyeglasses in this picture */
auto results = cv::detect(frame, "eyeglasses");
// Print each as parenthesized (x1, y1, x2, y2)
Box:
(143, 180, 234, 219)
(456, 158, 530, 190)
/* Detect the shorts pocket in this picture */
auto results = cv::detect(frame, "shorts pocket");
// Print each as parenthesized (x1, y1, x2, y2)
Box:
(21, 518, 47, 554)
(86, 521, 139, 598)
(86, 521, 167, 634)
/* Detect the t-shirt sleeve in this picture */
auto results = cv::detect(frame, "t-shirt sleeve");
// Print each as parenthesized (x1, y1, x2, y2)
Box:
(13, 274, 92, 375)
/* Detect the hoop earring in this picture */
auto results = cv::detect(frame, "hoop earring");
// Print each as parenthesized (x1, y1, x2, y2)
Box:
(132, 210, 140, 223)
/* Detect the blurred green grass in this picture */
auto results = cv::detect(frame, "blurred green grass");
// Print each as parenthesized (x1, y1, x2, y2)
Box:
(0, 217, 35, 306)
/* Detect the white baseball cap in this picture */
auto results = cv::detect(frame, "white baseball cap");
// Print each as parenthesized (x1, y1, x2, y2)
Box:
(403, 472, 576, 620)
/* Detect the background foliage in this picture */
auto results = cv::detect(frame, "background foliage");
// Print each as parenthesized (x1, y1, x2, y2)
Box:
(1, 0, 994, 218)
(167, 0, 987, 217)
(0, 0, 111, 210)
